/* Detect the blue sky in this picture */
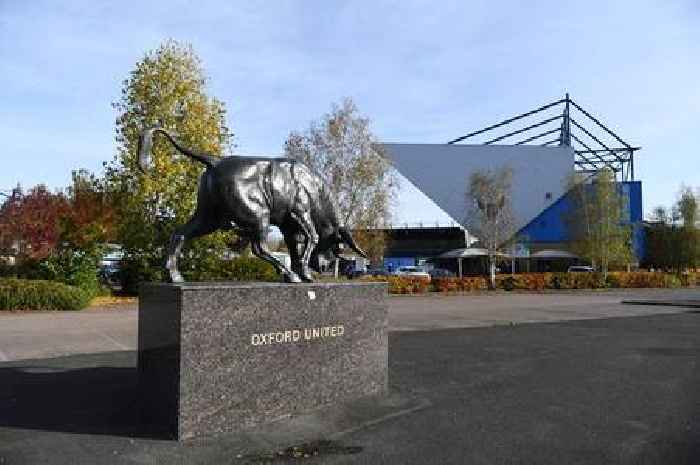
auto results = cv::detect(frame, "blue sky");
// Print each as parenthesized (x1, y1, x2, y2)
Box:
(1, 0, 699, 223)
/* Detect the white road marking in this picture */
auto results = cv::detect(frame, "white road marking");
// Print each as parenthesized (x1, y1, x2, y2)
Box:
(0, 347, 9, 362)
(96, 331, 131, 351)
(329, 398, 432, 439)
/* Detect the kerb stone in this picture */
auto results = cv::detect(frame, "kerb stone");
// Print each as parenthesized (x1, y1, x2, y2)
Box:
(138, 281, 388, 440)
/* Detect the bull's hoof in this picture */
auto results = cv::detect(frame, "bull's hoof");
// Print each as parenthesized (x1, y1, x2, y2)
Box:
(300, 269, 314, 283)
(168, 271, 184, 283)
(283, 272, 302, 283)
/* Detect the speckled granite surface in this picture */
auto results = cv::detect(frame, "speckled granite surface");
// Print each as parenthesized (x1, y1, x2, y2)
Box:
(138, 282, 388, 440)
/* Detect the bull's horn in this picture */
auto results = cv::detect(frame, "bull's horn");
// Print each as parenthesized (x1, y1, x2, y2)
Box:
(137, 127, 156, 172)
(339, 227, 367, 258)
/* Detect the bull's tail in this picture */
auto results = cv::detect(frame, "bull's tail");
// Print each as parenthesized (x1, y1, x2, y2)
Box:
(138, 127, 219, 172)
(339, 227, 367, 258)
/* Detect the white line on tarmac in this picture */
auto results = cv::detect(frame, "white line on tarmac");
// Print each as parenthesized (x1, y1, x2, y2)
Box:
(95, 331, 131, 351)
(0, 347, 9, 362)
(329, 398, 432, 439)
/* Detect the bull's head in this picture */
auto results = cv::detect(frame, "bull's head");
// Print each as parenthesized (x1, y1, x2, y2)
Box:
(309, 227, 367, 272)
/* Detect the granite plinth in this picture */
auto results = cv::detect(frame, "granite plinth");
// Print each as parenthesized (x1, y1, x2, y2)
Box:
(138, 281, 388, 440)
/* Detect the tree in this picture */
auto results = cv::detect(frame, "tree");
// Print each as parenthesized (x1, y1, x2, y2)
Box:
(351, 229, 390, 266)
(0, 184, 69, 260)
(284, 98, 396, 266)
(645, 205, 673, 270)
(566, 168, 633, 278)
(677, 187, 698, 226)
(646, 188, 699, 272)
(0, 185, 23, 258)
(466, 166, 515, 288)
(676, 187, 699, 271)
(104, 40, 234, 290)
(59, 169, 117, 253)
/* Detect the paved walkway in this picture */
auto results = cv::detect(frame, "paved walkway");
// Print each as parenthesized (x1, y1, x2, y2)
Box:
(1, 312, 698, 464)
(388, 288, 700, 331)
(0, 288, 698, 361)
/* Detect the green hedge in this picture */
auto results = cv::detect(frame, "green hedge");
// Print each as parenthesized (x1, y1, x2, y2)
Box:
(39, 249, 103, 298)
(0, 250, 104, 299)
(118, 255, 280, 295)
(0, 278, 91, 311)
(189, 256, 278, 282)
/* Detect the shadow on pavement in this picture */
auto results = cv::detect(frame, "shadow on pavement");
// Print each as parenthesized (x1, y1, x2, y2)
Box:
(0, 351, 170, 439)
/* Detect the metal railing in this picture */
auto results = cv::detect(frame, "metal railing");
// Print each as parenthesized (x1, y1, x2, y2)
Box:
(386, 221, 464, 229)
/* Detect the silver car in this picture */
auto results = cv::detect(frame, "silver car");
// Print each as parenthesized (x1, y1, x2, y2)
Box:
(392, 266, 432, 281)
(567, 265, 595, 273)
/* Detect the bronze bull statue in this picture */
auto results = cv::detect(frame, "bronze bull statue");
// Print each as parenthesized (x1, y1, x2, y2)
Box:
(137, 127, 366, 283)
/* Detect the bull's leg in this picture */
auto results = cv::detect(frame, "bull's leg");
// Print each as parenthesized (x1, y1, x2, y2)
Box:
(290, 210, 318, 283)
(165, 214, 216, 283)
(282, 228, 304, 278)
(248, 219, 301, 283)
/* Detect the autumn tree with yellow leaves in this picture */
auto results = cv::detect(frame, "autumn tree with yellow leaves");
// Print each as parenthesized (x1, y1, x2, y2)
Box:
(105, 40, 234, 292)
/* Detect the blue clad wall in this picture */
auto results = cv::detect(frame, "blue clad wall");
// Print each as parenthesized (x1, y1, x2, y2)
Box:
(625, 182, 645, 260)
(383, 257, 416, 271)
(518, 181, 644, 259)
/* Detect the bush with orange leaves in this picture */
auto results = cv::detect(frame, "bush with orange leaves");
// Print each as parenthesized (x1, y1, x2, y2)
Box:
(432, 277, 488, 292)
(361, 276, 431, 294)
(362, 271, 694, 294)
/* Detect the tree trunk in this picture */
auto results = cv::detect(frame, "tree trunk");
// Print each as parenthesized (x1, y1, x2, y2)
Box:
(602, 258, 608, 281)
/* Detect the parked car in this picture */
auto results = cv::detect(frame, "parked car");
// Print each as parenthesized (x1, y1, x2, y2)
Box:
(567, 265, 594, 273)
(345, 269, 367, 279)
(392, 266, 431, 281)
(346, 267, 389, 279)
(428, 268, 455, 279)
(99, 262, 121, 289)
(366, 267, 389, 277)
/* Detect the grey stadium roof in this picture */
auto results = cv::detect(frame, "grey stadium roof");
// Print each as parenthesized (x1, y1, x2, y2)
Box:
(383, 143, 575, 232)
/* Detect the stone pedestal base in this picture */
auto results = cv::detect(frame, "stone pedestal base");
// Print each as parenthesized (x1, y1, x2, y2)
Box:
(138, 282, 388, 440)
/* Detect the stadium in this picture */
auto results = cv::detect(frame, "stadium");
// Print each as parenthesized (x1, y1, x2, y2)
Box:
(378, 94, 643, 272)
